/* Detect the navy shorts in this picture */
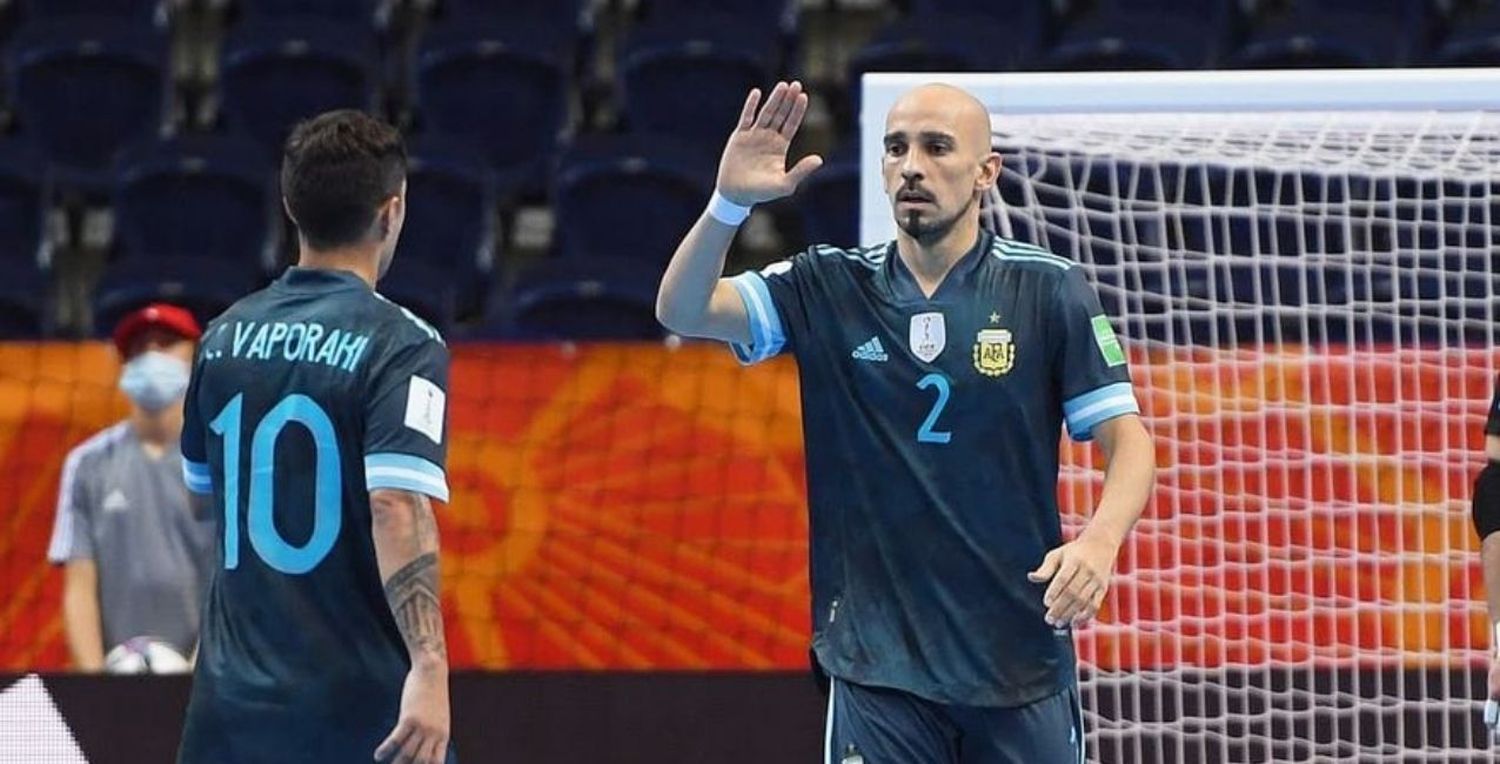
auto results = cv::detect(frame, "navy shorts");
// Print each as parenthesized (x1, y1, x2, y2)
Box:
(823, 678, 1085, 764)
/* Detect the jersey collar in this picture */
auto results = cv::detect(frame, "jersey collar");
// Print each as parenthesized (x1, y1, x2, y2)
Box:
(275, 267, 370, 293)
(884, 230, 991, 305)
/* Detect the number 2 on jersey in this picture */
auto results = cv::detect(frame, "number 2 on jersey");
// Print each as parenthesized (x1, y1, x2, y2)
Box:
(209, 393, 343, 574)
(916, 373, 953, 444)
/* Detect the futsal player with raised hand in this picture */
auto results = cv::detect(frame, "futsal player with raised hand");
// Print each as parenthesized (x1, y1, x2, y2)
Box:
(657, 81, 1156, 763)
(175, 110, 456, 764)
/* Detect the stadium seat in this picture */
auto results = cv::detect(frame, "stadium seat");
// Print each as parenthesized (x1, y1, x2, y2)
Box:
(7, 18, 169, 191)
(1431, 4, 1500, 65)
(219, 18, 379, 152)
(443, 0, 591, 28)
(398, 134, 498, 312)
(618, 15, 778, 148)
(414, 17, 571, 199)
(637, 0, 797, 35)
(375, 256, 458, 337)
(906, 0, 1050, 33)
(1045, 0, 1231, 70)
(482, 257, 662, 340)
(18, 0, 165, 25)
(235, 0, 386, 23)
(1231, 1, 1425, 68)
(92, 256, 262, 335)
(0, 141, 49, 270)
(849, 14, 1032, 83)
(795, 142, 859, 248)
(0, 263, 49, 338)
(552, 134, 713, 265)
(112, 135, 275, 267)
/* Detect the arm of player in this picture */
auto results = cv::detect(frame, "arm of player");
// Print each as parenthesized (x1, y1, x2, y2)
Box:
(1028, 413, 1155, 627)
(655, 80, 822, 344)
(61, 560, 105, 672)
(371, 488, 450, 764)
(1474, 435, 1500, 729)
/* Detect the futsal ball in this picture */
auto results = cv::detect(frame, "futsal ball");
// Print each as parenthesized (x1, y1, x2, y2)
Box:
(104, 637, 191, 675)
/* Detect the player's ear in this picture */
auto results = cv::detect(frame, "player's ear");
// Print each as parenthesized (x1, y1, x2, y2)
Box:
(975, 151, 1001, 193)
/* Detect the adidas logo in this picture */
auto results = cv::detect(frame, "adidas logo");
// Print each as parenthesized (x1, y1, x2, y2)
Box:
(851, 337, 889, 362)
(102, 489, 129, 513)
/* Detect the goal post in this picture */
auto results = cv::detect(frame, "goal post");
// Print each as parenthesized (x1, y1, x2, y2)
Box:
(861, 69, 1500, 761)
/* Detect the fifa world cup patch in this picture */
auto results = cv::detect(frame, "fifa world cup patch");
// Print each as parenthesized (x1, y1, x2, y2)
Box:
(909, 312, 946, 363)
(1091, 315, 1127, 367)
(972, 327, 1015, 376)
(404, 375, 446, 445)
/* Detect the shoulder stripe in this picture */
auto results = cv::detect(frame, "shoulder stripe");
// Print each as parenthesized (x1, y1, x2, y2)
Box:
(993, 239, 1071, 265)
(992, 251, 1073, 270)
(809, 243, 885, 271)
(374, 293, 445, 346)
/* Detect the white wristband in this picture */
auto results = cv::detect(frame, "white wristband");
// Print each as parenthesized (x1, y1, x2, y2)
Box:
(706, 190, 752, 226)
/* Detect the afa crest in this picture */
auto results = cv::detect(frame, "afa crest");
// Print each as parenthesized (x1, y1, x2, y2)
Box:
(973, 328, 1015, 377)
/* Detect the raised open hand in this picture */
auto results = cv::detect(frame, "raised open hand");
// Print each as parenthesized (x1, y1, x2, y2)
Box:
(715, 81, 823, 207)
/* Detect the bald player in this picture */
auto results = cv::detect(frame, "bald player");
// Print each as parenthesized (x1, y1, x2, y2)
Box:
(657, 81, 1156, 763)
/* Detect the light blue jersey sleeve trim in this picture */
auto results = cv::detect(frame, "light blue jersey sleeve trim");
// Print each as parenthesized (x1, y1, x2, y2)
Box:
(364, 452, 450, 502)
(1063, 382, 1140, 442)
(182, 459, 213, 495)
(727, 271, 787, 365)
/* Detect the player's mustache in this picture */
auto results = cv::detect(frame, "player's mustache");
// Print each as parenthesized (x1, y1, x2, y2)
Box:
(896, 184, 934, 202)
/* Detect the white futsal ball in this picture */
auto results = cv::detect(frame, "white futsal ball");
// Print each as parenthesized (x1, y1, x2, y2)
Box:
(104, 637, 191, 675)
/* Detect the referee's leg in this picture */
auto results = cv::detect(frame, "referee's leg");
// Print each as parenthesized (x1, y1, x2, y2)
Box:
(950, 684, 1085, 764)
(824, 677, 957, 764)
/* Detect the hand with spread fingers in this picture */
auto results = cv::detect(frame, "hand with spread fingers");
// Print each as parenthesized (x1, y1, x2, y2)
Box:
(715, 80, 823, 208)
(1027, 532, 1120, 628)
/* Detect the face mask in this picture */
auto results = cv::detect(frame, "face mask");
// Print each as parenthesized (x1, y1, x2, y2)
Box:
(119, 351, 190, 412)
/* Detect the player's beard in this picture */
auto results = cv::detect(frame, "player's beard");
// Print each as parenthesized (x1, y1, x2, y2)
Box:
(896, 193, 976, 244)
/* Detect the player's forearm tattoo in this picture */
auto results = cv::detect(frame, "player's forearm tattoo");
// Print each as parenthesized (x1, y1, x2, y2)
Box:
(385, 550, 446, 661)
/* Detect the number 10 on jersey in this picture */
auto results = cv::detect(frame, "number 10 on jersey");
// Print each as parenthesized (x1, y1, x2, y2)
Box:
(209, 393, 343, 574)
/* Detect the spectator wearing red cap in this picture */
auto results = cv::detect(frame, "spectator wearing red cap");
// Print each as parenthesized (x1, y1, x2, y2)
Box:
(45, 303, 215, 673)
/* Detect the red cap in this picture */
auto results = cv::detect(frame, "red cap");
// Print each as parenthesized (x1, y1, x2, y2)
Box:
(111, 303, 202, 357)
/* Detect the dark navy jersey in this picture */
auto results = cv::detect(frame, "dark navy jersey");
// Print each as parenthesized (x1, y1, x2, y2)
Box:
(177, 267, 451, 763)
(1488, 376, 1500, 437)
(729, 232, 1139, 708)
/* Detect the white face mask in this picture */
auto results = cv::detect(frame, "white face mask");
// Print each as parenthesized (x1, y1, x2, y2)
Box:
(119, 351, 190, 412)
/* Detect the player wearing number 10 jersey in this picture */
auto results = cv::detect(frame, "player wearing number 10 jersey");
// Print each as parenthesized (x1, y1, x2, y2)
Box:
(658, 83, 1157, 763)
(176, 112, 456, 764)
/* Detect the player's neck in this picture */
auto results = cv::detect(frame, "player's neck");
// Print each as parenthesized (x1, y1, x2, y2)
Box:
(296, 245, 379, 288)
(895, 214, 982, 297)
(130, 406, 181, 449)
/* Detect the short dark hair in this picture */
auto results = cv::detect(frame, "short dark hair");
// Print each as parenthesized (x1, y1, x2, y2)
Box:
(280, 110, 406, 251)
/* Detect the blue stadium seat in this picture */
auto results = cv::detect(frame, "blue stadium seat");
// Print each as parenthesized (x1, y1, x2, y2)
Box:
(19, 0, 164, 25)
(483, 257, 662, 340)
(553, 134, 713, 264)
(618, 15, 778, 148)
(93, 256, 261, 335)
(0, 141, 49, 270)
(219, 18, 378, 152)
(112, 135, 275, 266)
(414, 17, 571, 199)
(1046, 0, 1230, 70)
(375, 257, 458, 337)
(235, 0, 385, 23)
(850, 14, 1031, 83)
(0, 264, 49, 338)
(906, 0, 1050, 34)
(795, 141, 858, 248)
(1431, 4, 1500, 65)
(7, 18, 168, 191)
(399, 135, 498, 312)
(637, 0, 797, 36)
(443, 0, 591, 28)
(1231, 1, 1425, 68)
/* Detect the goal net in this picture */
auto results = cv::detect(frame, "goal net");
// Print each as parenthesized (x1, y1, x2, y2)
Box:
(863, 70, 1500, 761)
